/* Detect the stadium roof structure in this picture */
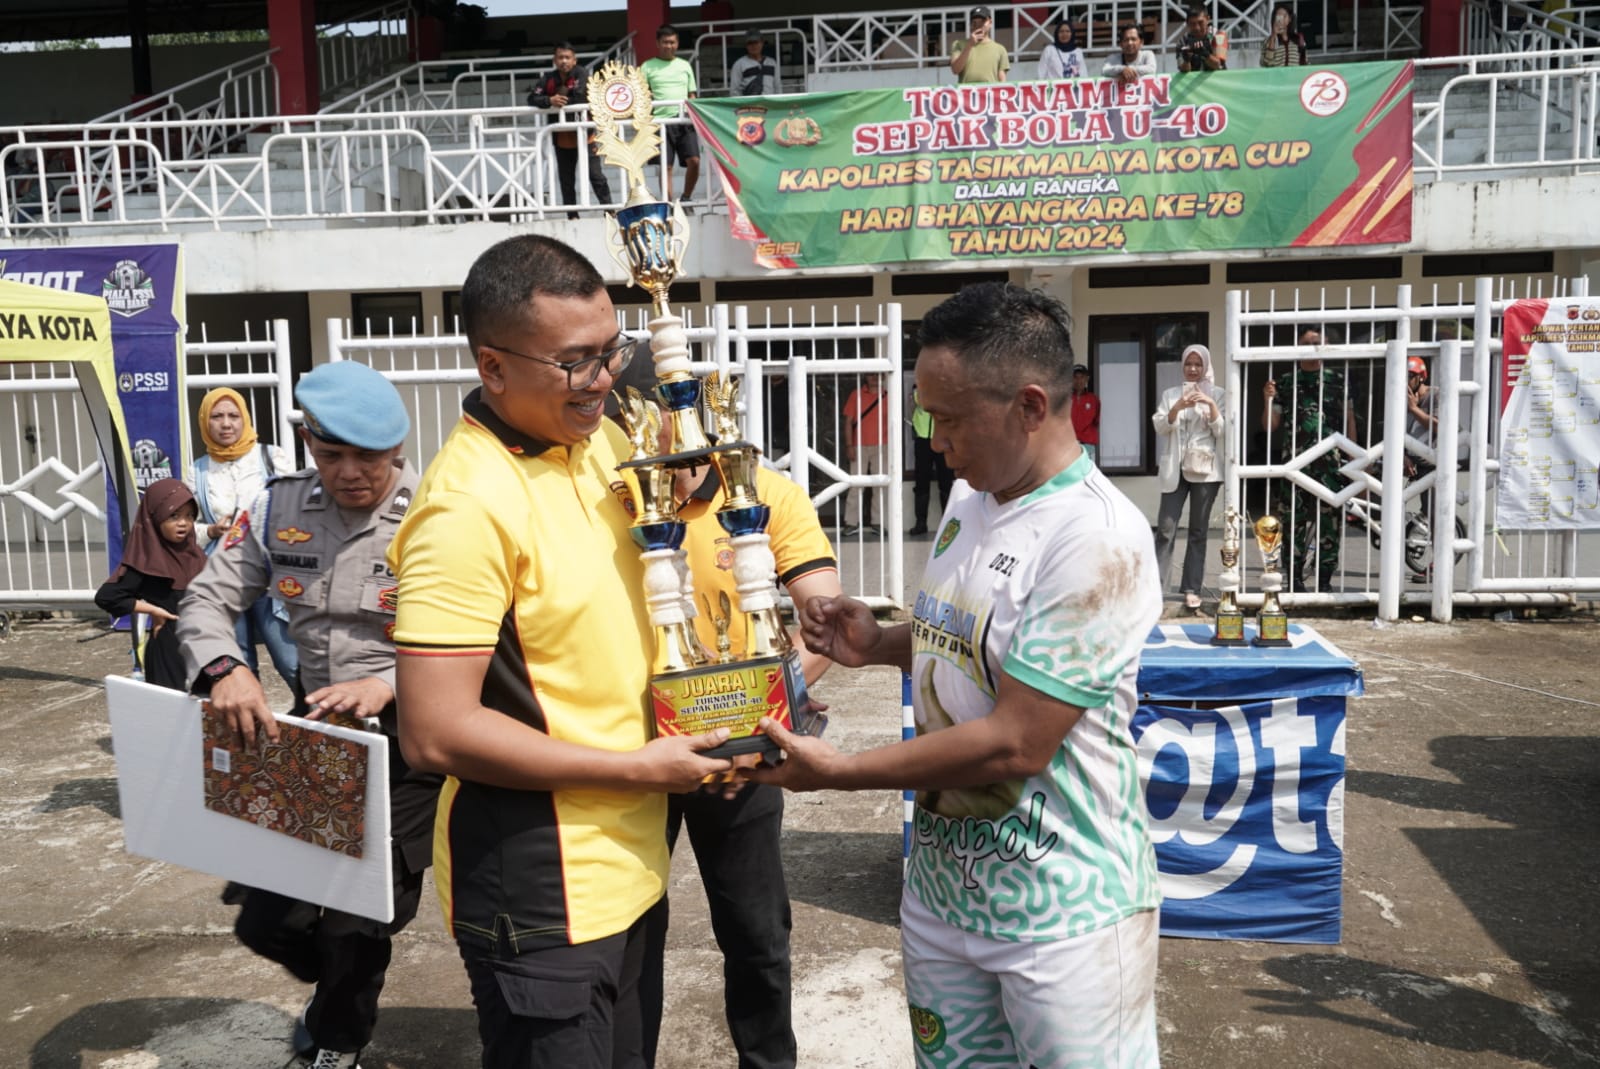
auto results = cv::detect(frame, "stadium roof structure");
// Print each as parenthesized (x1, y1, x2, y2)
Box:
(0, 0, 384, 44)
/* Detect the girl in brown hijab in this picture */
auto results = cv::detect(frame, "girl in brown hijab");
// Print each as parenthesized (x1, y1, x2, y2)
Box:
(96, 478, 207, 689)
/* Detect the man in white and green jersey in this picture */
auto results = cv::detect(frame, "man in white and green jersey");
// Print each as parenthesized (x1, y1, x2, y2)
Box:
(640, 24, 700, 200)
(753, 282, 1164, 1069)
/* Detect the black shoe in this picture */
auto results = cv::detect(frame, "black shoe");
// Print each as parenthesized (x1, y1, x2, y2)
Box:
(908, 525, 929, 537)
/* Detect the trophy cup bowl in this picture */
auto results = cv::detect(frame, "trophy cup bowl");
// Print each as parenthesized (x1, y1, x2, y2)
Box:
(1252, 514, 1291, 647)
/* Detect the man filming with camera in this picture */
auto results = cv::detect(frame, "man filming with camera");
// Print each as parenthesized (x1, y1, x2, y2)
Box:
(1176, 6, 1228, 72)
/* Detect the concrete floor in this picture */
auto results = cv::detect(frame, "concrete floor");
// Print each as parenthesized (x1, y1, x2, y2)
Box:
(1, 605, 1598, 1068)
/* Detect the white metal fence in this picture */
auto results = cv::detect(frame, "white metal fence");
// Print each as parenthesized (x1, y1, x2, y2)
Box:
(0, 307, 904, 614)
(1223, 277, 1600, 620)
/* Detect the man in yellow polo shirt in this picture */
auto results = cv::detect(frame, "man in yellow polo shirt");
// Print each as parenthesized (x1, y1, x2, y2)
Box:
(387, 234, 733, 1069)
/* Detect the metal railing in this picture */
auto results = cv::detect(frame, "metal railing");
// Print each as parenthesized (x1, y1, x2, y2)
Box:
(320, 36, 636, 117)
(3, 44, 1598, 235)
(86, 50, 281, 130)
(1222, 277, 1600, 618)
(319, 0, 416, 101)
(1412, 47, 1600, 181)
(1463, 0, 1600, 58)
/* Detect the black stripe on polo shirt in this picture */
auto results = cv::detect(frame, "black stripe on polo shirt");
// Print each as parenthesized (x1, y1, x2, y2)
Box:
(461, 387, 556, 457)
(447, 606, 570, 950)
(779, 556, 838, 588)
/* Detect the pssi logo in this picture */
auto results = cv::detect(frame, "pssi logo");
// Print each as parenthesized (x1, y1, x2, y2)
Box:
(102, 259, 156, 318)
(118, 371, 170, 393)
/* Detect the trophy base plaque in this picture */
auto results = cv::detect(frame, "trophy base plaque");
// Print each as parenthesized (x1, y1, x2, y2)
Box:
(650, 648, 824, 758)
(1211, 610, 1247, 646)
(1252, 611, 1291, 647)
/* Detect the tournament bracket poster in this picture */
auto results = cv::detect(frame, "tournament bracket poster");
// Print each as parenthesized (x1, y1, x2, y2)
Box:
(1496, 298, 1600, 529)
(0, 244, 186, 568)
(692, 61, 1413, 269)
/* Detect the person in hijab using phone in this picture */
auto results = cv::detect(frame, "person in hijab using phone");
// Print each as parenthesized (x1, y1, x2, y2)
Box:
(1152, 344, 1224, 611)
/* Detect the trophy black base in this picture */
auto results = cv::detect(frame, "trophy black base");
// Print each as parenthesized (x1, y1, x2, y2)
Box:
(1252, 612, 1291, 647)
(1210, 612, 1248, 647)
(650, 648, 824, 758)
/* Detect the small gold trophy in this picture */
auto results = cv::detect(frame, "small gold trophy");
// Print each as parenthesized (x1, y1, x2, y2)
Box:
(1252, 514, 1291, 647)
(1210, 506, 1246, 646)
(593, 62, 820, 758)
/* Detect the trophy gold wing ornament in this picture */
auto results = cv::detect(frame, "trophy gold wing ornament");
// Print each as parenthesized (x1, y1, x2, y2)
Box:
(615, 385, 660, 461)
(702, 371, 743, 443)
(586, 62, 661, 207)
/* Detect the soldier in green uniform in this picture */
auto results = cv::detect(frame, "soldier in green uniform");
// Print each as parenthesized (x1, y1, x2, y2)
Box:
(1260, 330, 1357, 592)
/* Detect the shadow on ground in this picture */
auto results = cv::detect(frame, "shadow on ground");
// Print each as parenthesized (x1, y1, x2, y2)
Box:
(30, 999, 482, 1069)
(1251, 955, 1600, 1069)
(782, 828, 903, 927)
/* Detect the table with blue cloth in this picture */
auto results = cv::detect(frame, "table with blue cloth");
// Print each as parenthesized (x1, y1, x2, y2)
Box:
(1134, 622, 1363, 944)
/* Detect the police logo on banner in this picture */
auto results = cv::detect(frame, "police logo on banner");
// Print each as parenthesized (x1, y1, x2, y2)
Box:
(102, 259, 156, 318)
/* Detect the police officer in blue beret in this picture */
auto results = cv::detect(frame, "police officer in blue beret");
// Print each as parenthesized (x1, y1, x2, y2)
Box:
(178, 360, 441, 1069)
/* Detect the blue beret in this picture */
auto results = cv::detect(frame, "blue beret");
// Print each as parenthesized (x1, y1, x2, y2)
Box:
(295, 361, 410, 450)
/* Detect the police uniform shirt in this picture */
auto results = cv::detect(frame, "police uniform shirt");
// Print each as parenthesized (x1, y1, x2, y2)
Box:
(387, 388, 661, 951)
(177, 461, 419, 696)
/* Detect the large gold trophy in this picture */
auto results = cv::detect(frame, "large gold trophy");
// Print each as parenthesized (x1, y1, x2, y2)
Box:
(1251, 515, 1291, 647)
(590, 62, 821, 757)
(1210, 506, 1246, 646)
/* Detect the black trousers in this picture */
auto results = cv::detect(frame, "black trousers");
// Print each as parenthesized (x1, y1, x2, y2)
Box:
(911, 435, 954, 530)
(227, 733, 442, 1054)
(460, 897, 665, 1069)
(644, 784, 795, 1069)
(555, 142, 612, 213)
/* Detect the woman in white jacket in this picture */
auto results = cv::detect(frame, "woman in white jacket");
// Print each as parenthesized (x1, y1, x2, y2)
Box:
(1152, 344, 1224, 610)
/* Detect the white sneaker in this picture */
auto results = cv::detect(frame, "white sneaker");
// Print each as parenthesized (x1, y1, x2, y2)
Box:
(286, 1049, 362, 1069)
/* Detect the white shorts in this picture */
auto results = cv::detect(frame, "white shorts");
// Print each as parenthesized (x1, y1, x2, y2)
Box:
(900, 889, 1160, 1069)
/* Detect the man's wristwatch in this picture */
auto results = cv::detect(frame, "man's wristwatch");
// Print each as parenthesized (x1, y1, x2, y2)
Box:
(196, 655, 247, 694)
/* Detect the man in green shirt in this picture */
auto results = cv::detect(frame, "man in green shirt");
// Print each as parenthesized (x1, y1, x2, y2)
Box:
(950, 5, 1010, 84)
(641, 25, 701, 201)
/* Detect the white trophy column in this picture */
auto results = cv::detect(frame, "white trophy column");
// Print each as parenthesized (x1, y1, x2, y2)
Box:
(641, 548, 688, 627)
(730, 533, 779, 613)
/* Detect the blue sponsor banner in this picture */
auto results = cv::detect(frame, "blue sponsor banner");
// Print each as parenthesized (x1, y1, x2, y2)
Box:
(1133, 623, 1361, 944)
(0, 244, 185, 573)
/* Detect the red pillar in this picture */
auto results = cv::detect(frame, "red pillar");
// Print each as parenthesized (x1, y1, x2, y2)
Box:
(1423, 0, 1465, 59)
(268, 0, 319, 115)
(412, 14, 444, 63)
(628, 0, 672, 62)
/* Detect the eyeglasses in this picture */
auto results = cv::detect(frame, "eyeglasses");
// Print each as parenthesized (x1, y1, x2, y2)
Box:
(482, 336, 637, 390)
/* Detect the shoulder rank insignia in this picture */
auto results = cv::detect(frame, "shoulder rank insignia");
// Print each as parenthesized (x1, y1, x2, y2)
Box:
(222, 512, 251, 550)
(275, 526, 312, 545)
(276, 576, 305, 599)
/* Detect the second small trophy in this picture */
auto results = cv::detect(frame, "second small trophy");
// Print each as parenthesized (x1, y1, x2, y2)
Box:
(1210, 507, 1246, 646)
(1251, 514, 1292, 647)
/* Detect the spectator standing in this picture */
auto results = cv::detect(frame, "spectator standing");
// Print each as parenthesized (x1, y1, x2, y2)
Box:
(96, 478, 206, 690)
(642, 25, 701, 201)
(1152, 344, 1224, 611)
(177, 362, 444, 1069)
(1103, 23, 1158, 81)
(1261, 3, 1309, 66)
(388, 235, 732, 1069)
(188, 386, 297, 686)
(527, 41, 613, 217)
(908, 388, 954, 537)
(842, 374, 890, 535)
(1176, 5, 1229, 71)
(729, 29, 781, 96)
(1037, 18, 1086, 80)
(1261, 329, 1357, 592)
(753, 282, 1164, 1069)
(1070, 362, 1101, 463)
(950, 5, 1010, 84)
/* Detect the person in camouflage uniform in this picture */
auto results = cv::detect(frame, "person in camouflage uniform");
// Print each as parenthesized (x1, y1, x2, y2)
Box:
(1260, 330, 1356, 591)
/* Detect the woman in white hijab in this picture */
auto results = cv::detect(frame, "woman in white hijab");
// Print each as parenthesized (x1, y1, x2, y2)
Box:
(1153, 344, 1224, 610)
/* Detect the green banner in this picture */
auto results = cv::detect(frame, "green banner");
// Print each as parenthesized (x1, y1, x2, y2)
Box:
(690, 62, 1413, 269)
